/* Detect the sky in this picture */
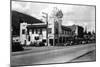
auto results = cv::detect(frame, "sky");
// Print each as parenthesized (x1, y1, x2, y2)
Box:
(12, 1, 95, 32)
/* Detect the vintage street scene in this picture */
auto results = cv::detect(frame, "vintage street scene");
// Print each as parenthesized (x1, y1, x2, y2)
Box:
(11, 1, 96, 66)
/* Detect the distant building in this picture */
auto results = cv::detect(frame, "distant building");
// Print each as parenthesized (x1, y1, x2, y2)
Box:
(66, 25, 84, 38)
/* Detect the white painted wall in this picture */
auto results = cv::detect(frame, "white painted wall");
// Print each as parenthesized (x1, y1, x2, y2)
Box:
(20, 23, 27, 45)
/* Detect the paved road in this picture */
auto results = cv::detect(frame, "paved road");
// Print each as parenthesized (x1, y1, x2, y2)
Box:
(11, 43, 96, 66)
(69, 50, 96, 62)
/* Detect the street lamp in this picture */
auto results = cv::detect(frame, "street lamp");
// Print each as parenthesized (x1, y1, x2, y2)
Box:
(42, 12, 49, 46)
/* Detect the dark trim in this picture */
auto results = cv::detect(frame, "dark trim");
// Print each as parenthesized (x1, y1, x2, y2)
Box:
(12, 0, 96, 7)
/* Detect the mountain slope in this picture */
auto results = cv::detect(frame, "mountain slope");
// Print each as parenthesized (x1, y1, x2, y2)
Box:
(11, 10, 43, 36)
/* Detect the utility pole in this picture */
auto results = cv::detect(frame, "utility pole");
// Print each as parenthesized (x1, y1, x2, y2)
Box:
(42, 12, 49, 46)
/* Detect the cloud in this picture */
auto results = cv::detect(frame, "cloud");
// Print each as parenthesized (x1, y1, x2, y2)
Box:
(62, 5, 95, 32)
(12, 1, 95, 32)
(12, 1, 31, 13)
(12, 1, 50, 19)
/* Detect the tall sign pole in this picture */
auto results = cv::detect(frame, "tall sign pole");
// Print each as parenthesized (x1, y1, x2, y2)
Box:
(42, 12, 49, 46)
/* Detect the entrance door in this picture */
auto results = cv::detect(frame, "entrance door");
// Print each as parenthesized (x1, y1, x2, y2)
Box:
(49, 39, 53, 46)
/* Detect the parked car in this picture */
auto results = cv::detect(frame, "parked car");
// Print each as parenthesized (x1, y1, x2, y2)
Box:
(12, 42, 24, 52)
(64, 41, 72, 46)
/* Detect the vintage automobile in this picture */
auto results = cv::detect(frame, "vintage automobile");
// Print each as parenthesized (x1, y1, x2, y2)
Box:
(12, 42, 24, 52)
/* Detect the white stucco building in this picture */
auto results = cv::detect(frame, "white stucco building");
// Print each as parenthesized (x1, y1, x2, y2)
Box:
(19, 7, 84, 46)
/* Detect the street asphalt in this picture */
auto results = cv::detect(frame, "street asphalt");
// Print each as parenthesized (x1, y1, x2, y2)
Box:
(11, 43, 96, 66)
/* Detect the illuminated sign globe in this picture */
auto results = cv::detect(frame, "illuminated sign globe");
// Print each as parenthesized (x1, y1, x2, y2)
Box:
(55, 10, 63, 18)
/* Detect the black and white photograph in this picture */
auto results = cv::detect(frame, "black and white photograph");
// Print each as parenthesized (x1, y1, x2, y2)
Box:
(11, 0, 96, 66)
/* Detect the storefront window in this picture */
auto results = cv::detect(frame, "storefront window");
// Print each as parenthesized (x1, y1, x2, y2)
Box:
(35, 36, 39, 40)
(22, 29, 25, 34)
(48, 28, 52, 34)
(40, 29, 42, 34)
(36, 29, 38, 34)
(32, 29, 34, 34)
